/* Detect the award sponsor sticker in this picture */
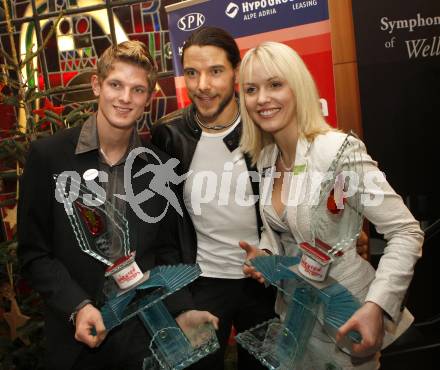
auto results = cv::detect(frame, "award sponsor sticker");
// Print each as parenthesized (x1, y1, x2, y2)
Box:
(83, 168, 99, 181)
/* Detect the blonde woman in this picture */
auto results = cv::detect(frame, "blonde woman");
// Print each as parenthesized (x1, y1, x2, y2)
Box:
(238, 41, 423, 369)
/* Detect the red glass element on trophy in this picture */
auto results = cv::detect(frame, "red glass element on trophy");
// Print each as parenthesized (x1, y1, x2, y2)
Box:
(326, 189, 347, 214)
(73, 201, 105, 236)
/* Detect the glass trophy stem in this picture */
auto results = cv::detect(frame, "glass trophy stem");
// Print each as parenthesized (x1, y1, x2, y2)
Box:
(235, 288, 320, 370)
(139, 301, 192, 369)
(278, 288, 320, 368)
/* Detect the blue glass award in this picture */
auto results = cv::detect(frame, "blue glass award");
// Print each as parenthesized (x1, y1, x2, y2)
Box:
(236, 133, 364, 370)
(54, 170, 219, 369)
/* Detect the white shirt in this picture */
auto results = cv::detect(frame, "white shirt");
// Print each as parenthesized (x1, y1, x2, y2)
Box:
(183, 118, 259, 278)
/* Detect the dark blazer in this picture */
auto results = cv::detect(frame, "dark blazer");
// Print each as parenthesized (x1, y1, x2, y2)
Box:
(17, 123, 193, 370)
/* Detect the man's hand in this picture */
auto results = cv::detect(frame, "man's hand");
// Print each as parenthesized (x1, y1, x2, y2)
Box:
(176, 310, 219, 347)
(239, 241, 268, 283)
(336, 301, 384, 357)
(356, 230, 369, 260)
(176, 310, 219, 331)
(74, 304, 107, 348)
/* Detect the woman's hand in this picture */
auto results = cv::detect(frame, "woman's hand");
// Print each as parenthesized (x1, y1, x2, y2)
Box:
(336, 301, 385, 357)
(239, 241, 268, 284)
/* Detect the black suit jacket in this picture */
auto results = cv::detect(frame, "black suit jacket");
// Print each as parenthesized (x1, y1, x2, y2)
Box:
(17, 124, 193, 369)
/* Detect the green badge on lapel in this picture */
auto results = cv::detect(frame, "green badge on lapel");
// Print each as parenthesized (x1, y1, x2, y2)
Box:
(293, 164, 307, 175)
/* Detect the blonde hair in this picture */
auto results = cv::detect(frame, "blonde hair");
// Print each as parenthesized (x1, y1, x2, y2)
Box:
(97, 40, 158, 93)
(239, 41, 333, 164)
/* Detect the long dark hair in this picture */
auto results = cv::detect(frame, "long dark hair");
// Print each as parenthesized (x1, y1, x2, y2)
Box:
(182, 26, 241, 68)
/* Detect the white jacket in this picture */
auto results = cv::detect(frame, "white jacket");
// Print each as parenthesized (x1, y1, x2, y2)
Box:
(257, 131, 424, 348)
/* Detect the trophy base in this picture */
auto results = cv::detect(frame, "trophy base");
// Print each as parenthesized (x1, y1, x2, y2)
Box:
(236, 317, 298, 370)
(143, 323, 220, 370)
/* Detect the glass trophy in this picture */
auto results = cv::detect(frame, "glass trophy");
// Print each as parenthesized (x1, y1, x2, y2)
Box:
(303, 132, 365, 282)
(54, 171, 219, 369)
(236, 133, 364, 370)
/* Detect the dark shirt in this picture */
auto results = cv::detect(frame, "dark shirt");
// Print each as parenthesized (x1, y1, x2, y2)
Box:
(75, 116, 146, 262)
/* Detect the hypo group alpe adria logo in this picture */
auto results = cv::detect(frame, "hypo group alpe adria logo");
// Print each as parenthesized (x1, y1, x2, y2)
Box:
(225, 2, 240, 19)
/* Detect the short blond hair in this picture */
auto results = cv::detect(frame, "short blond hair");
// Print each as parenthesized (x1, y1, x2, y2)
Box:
(239, 41, 333, 164)
(97, 40, 158, 93)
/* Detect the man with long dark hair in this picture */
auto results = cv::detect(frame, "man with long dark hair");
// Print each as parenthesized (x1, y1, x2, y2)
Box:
(152, 27, 276, 370)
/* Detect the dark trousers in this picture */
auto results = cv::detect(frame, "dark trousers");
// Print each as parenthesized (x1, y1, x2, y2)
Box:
(70, 317, 148, 370)
(187, 277, 277, 370)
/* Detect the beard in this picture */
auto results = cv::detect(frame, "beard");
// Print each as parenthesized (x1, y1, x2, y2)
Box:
(189, 81, 236, 123)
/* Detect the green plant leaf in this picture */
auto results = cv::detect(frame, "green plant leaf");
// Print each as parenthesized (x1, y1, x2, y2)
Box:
(44, 109, 63, 121)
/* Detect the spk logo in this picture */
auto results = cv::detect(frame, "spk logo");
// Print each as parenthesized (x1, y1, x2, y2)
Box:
(177, 12, 205, 31)
(225, 2, 239, 19)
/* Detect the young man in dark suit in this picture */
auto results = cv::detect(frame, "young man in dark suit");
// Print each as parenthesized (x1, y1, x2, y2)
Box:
(18, 40, 217, 370)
